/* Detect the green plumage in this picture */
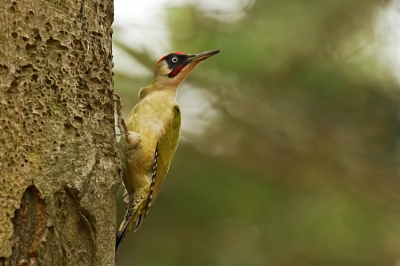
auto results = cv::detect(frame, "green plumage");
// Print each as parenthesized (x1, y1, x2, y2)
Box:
(116, 89, 181, 250)
(115, 49, 219, 255)
(153, 105, 181, 200)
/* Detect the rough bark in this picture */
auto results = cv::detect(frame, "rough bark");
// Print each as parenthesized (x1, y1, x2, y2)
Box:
(0, 0, 120, 265)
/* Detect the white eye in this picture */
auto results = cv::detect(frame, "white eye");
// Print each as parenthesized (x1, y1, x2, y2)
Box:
(171, 56, 178, 63)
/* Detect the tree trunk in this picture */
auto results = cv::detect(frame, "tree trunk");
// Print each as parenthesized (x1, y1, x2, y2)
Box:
(0, 0, 119, 265)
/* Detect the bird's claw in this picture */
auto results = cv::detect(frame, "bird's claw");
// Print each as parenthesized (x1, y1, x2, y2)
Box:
(113, 93, 130, 139)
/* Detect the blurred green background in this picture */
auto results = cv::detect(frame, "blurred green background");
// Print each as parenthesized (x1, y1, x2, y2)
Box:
(113, 0, 400, 265)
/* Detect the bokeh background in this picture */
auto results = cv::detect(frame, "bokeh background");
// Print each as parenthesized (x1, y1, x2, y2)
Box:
(113, 0, 400, 265)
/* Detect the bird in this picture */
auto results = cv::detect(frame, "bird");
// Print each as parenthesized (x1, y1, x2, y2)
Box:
(116, 49, 220, 253)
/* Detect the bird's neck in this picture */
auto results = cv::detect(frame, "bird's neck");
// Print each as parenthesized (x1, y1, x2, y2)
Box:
(153, 73, 185, 90)
(139, 81, 177, 100)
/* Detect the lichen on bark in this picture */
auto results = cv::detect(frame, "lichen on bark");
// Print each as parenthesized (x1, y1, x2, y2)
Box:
(0, 0, 120, 265)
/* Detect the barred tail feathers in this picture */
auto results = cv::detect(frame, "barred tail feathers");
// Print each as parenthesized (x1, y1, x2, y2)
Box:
(115, 148, 159, 253)
(115, 195, 145, 253)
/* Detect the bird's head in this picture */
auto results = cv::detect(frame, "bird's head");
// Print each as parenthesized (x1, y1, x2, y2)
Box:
(152, 49, 220, 89)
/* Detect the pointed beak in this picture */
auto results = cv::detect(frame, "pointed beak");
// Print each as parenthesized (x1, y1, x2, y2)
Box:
(187, 50, 220, 64)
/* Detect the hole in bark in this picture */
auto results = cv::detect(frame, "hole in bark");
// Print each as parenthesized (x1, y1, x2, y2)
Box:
(10, 80, 18, 90)
(0, 64, 9, 71)
(11, 32, 17, 38)
(57, 44, 69, 51)
(45, 22, 52, 31)
(26, 43, 36, 51)
(91, 31, 103, 37)
(35, 34, 42, 41)
(74, 116, 83, 124)
(82, 84, 89, 91)
(86, 104, 93, 111)
(90, 77, 101, 85)
(64, 123, 72, 130)
(44, 77, 51, 84)
(22, 64, 33, 72)
(46, 37, 61, 47)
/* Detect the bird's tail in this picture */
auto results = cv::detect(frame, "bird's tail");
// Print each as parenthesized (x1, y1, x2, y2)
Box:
(115, 195, 146, 254)
(115, 216, 130, 253)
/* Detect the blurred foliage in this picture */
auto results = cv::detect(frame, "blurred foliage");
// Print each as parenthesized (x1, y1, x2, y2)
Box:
(114, 0, 400, 265)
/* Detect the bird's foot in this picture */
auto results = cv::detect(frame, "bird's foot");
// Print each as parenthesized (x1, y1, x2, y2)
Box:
(113, 93, 126, 136)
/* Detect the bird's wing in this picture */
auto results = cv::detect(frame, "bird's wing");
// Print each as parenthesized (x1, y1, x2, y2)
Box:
(117, 105, 181, 242)
(151, 105, 181, 204)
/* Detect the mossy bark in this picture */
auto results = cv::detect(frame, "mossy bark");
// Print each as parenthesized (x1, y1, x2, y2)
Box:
(0, 0, 120, 265)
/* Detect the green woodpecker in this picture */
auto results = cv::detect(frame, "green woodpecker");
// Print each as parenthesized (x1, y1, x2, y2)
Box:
(116, 49, 220, 252)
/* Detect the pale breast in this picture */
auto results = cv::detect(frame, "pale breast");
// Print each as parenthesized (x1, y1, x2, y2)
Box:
(126, 91, 178, 178)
